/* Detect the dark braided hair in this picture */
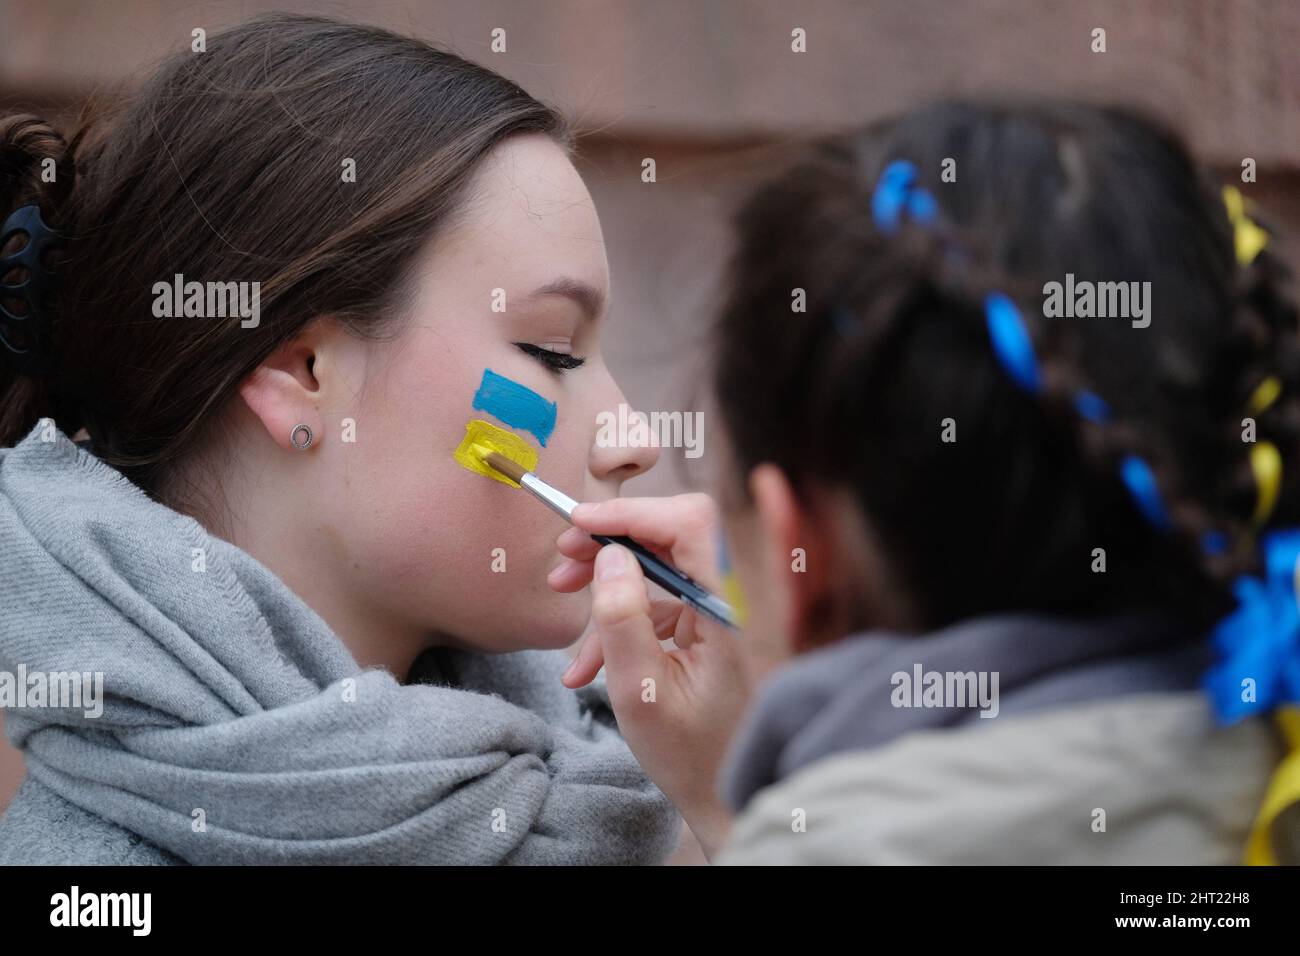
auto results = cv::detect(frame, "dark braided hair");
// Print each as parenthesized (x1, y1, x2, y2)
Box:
(712, 99, 1300, 636)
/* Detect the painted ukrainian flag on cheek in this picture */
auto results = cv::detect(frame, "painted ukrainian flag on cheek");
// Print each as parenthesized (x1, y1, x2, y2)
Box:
(471, 368, 557, 447)
(453, 419, 537, 486)
(453, 368, 556, 483)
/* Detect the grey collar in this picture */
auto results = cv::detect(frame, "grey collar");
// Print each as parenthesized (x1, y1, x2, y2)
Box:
(717, 612, 1210, 812)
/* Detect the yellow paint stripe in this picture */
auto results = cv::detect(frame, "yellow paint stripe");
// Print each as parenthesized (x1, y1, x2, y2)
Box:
(453, 419, 538, 487)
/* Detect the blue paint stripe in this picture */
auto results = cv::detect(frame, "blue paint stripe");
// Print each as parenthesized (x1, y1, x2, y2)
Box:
(471, 368, 557, 447)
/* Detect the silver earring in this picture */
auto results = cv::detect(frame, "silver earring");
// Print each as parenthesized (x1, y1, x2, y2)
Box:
(290, 423, 313, 450)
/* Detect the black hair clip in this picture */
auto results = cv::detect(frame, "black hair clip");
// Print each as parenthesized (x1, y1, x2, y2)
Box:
(0, 204, 62, 375)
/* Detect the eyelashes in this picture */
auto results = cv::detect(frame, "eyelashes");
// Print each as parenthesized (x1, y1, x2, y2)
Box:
(514, 342, 586, 373)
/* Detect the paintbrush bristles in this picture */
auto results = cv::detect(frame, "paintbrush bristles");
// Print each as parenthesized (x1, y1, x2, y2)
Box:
(483, 451, 528, 484)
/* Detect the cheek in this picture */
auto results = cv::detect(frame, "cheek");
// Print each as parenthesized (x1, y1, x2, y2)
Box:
(335, 356, 593, 648)
(340, 443, 592, 648)
(536, 409, 591, 491)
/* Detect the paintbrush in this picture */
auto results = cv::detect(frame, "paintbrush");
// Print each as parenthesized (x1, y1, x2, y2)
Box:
(480, 450, 738, 631)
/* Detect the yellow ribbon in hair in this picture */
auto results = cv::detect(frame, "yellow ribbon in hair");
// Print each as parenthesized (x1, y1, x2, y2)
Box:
(1238, 375, 1298, 863)
(1248, 375, 1282, 416)
(1246, 376, 1283, 527)
(1251, 441, 1282, 528)
(1244, 552, 1300, 865)
(1223, 185, 1270, 266)
(1244, 707, 1300, 865)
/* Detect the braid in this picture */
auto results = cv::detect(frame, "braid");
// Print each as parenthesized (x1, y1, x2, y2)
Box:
(714, 103, 1300, 633)
(814, 153, 1298, 628)
(861, 160, 1189, 528)
(1213, 212, 1300, 547)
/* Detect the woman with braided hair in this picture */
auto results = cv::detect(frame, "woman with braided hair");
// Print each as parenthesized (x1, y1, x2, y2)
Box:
(559, 99, 1300, 864)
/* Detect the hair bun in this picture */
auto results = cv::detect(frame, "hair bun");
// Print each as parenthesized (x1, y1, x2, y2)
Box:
(1, 113, 75, 214)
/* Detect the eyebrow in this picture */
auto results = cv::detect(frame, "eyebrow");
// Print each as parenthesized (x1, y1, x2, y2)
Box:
(526, 277, 607, 323)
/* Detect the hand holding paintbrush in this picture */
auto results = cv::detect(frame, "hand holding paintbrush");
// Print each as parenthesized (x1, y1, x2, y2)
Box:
(481, 450, 738, 630)
(541, 485, 751, 860)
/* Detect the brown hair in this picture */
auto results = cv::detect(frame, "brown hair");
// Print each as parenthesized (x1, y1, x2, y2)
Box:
(0, 13, 568, 501)
(713, 100, 1300, 634)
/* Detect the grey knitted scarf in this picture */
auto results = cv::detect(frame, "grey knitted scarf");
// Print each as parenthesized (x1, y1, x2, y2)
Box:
(0, 423, 679, 864)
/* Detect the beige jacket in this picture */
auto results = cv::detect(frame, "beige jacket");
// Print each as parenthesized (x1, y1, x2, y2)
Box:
(717, 692, 1289, 865)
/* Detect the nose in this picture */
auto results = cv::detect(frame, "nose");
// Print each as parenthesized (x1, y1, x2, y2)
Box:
(589, 404, 661, 485)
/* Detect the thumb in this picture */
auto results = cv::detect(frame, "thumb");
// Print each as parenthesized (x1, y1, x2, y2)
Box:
(589, 543, 667, 702)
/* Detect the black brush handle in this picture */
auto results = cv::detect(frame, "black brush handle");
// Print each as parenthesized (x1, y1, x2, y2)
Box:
(590, 533, 738, 631)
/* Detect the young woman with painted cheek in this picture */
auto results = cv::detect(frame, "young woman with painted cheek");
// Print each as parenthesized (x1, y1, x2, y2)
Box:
(232, 133, 658, 673)
(0, 14, 687, 866)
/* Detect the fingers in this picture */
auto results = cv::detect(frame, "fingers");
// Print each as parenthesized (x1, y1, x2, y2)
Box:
(588, 544, 668, 701)
(548, 558, 706, 651)
(553, 496, 726, 646)
(550, 522, 672, 595)
(647, 598, 688, 642)
(556, 526, 600, 561)
(570, 494, 723, 590)
(560, 629, 605, 687)
(547, 556, 594, 593)
(560, 590, 688, 692)
(557, 524, 672, 565)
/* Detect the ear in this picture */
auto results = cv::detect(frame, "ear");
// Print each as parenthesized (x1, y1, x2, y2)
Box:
(749, 463, 836, 653)
(237, 331, 322, 452)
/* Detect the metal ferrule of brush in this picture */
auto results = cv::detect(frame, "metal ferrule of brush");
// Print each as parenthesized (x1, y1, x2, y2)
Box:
(520, 472, 578, 520)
